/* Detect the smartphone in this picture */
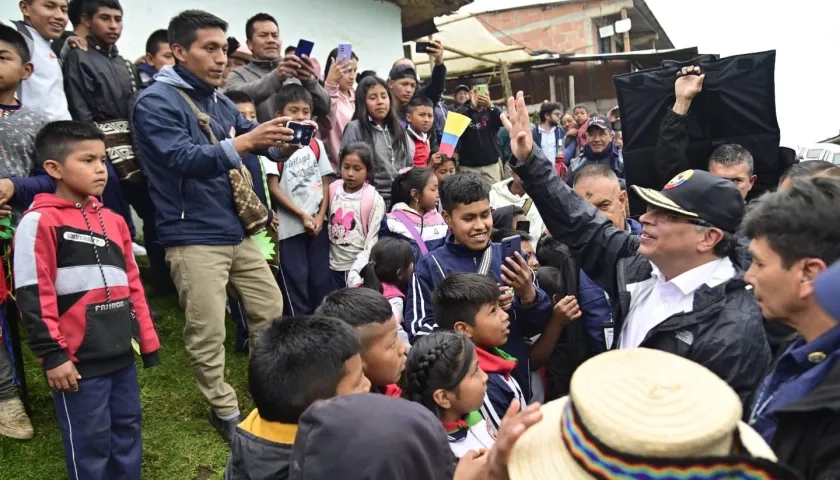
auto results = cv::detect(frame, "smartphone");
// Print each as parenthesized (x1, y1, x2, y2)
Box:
(515, 220, 530, 233)
(295, 39, 314, 58)
(287, 121, 315, 146)
(337, 43, 352, 63)
(501, 235, 522, 260)
(415, 41, 432, 54)
(476, 84, 489, 97)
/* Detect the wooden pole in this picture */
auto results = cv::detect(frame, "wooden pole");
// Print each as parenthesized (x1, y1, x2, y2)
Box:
(500, 62, 513, 101)
(442, 44, 499, 65)
(621, 8, 631, 52)
(549, 74, 556, 102)
(568, 75, 575, 108)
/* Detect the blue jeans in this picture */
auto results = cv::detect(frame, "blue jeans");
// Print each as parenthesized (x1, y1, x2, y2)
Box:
(52, 364, 142, 480)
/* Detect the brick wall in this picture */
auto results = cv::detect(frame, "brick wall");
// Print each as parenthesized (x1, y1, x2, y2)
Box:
(476, 0, 631, 54)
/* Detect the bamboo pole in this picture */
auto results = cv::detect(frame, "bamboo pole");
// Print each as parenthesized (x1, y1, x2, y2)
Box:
(500, 62, 513, 101)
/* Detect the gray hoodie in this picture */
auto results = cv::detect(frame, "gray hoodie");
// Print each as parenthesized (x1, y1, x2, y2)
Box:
(224, 58, 330, 123)
(340, 120, 414, 206)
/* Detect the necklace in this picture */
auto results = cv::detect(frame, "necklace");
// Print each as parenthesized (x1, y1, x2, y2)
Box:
(380, 125, 395, 166)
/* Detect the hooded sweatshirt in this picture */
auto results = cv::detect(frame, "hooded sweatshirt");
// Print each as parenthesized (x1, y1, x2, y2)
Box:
(489, 178, 546, 240)
(454, 103, 503, 167)
(224, 58, 331, 123)
(225, 409, 296, 480)
(317, 83, 355, 171)
(379, 202, 447, 262)
(340, 119, 414, 206)
(289, 394, 455, 480)
(13, 194, 160, 378)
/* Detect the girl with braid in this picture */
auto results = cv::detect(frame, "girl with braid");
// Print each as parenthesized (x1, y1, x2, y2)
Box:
(403, 332, 495, 457)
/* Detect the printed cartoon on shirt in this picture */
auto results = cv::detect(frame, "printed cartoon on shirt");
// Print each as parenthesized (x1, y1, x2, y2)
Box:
(329, 208, 356, 244)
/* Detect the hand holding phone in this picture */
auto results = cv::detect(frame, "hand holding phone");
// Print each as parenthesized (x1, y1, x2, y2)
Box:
(337, 43, 352, 64)
(287, 121, 316, 146)
(295, 39, 314, 58)
(415, 42, 432, 54)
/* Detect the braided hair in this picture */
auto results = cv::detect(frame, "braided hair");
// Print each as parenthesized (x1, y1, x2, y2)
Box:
(403, 331, 476, 416)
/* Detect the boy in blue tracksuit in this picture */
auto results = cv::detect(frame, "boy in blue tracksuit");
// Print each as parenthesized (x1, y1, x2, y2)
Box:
(405, 171, 551, 400)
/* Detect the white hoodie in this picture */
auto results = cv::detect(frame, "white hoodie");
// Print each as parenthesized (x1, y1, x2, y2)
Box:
(489, 178, 545, 240)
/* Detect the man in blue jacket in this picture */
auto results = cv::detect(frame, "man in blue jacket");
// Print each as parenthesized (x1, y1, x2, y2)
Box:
(405, 171, 552, 401)
(572, 163, 641, 354)
(742, 178, 840, 478)
(131, 9, 295, 443)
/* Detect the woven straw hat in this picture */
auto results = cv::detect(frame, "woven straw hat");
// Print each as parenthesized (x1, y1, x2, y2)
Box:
(508, 349, 785, 480)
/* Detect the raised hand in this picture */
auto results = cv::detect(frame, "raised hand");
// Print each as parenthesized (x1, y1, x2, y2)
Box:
(500, 91, 534, 162)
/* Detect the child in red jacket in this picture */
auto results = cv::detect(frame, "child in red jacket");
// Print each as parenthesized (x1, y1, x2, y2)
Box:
(13, 121, 159, 480)
(406, 96, 434, 167)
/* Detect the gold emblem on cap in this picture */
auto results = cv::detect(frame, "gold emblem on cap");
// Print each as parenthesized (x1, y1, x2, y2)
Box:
(808, 352, 827, 363)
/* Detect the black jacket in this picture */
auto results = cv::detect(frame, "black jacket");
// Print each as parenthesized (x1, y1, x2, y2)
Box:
(63, 36, 138, 122)
(771, 360, 840, 479)
(454, 104, 503, 167)
(512, 147, 772, 405)
(225, 427, 292, 480)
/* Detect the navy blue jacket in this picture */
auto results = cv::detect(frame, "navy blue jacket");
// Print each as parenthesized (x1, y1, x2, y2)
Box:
(578, 217, 641, 354)
(405, 235, 553, 399)
(10, 161, 136, 238)
(132, 65, 266, 246)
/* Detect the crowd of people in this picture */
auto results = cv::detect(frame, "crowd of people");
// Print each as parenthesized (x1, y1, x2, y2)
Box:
(0, 0, 839, 479)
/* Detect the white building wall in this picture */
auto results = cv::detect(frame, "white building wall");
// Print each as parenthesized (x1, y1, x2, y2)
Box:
(2, 0, 404, 81)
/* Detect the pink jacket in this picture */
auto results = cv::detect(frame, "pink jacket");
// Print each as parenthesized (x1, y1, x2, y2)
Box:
(318, 82, 355, 172)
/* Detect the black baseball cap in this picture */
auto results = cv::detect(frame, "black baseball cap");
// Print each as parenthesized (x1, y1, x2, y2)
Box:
(388, 64, 418, 82)
(630, 170, 744, 233)
(455, 84, 470, 94)
(587, 115, 611, 132)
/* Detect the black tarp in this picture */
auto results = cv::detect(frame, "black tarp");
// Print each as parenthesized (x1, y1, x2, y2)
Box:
(614, 51, 787, 215)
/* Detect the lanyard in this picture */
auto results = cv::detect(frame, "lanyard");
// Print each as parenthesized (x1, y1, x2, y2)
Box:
(748, 370, 804, 424)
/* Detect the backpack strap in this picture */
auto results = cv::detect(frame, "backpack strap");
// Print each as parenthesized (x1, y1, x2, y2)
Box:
(360, 183, 375, 236)
(531, 125, 539, 146)
(329, 178, 340, 201)
(309, 138, 321, 160)
(391, 210, 429, 255)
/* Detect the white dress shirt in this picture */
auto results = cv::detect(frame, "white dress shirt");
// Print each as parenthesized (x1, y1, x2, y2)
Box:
(538, 126, 558, 160)
(619, 257, 736, 349)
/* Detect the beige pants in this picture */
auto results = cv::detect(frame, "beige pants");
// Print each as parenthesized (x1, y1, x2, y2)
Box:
(166, 238, 283, 416)
(460, 159, 507, 185)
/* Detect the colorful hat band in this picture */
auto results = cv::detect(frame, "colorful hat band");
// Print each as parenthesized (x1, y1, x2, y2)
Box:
(560, 402, 799, 480)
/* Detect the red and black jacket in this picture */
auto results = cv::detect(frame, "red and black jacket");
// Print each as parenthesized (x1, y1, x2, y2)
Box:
(13, 194, 160, 377)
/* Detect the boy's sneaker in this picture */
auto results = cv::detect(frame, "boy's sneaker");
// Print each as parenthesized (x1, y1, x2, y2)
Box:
(209, 411, 241, 444)
(132, 242, 147, 257)
(0, 397, 34, 440)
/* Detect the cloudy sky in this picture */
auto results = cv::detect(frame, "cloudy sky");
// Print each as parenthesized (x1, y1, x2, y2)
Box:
(460, 0, 840, 147)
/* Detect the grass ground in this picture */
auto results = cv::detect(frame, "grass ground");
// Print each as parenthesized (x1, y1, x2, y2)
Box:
(0, 261, 253, 480)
